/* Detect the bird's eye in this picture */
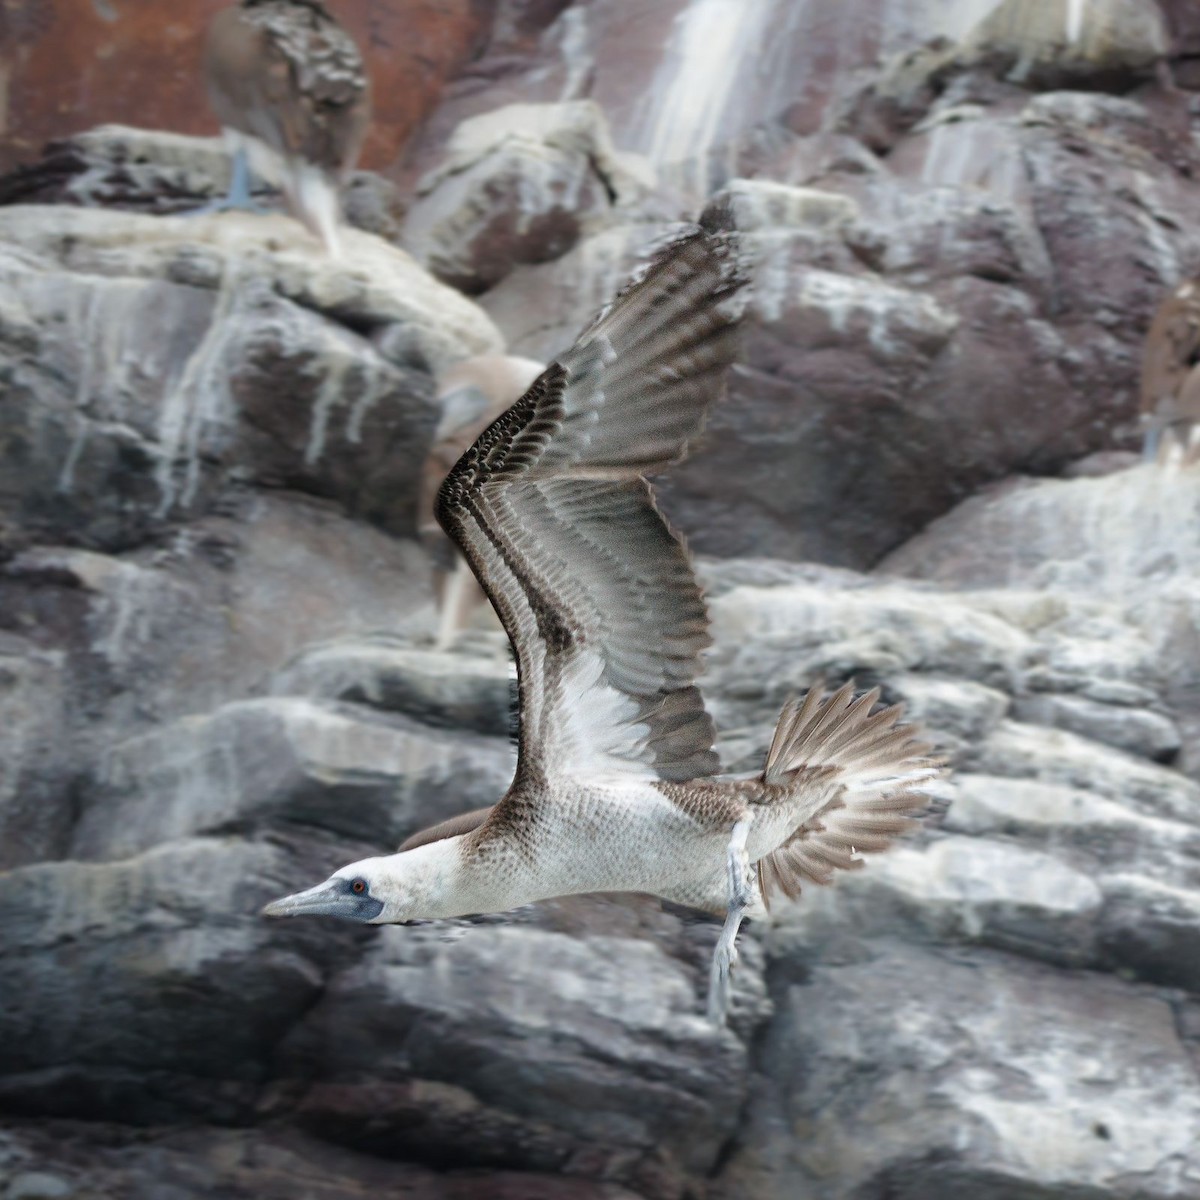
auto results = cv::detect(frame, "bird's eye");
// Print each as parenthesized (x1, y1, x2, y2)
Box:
(351, 878, 366, 895)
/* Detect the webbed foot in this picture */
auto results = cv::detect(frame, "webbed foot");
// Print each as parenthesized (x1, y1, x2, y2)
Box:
(184, 147, 273, 218)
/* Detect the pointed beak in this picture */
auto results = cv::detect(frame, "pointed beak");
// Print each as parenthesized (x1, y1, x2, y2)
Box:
(261, 878, 382, 922)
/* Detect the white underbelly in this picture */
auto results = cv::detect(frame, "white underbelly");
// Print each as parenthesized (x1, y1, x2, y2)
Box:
(517, 779, 726, 900)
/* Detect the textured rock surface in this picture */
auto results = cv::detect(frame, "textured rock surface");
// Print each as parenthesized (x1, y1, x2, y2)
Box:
(403, 101, 640, 293)
(474, 80, 1200, 563)
(6, 3, 1200, 1199)
(0, 126, 410, 243)
(960, 0, 1168, 90)
(0, 203, 500, 552)
(0, 1122, 645, 1200)
(283, 913, 763, 1199)
(0, 0, 496, 175)
(716, 944, 1200, 1200)
(13, 12, 1200, 566)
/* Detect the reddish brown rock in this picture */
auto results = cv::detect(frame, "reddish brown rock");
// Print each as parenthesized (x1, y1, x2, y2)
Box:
(0, 0, 496, 176)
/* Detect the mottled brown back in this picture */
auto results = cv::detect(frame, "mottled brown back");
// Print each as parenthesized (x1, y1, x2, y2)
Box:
(205, 0, 370, 175)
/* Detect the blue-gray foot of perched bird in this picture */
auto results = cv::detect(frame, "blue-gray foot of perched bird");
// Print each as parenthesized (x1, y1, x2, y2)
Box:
(1143, 425, 1162, 462)
(708, 816, 753, 1026)
(186, 146, 273, 217)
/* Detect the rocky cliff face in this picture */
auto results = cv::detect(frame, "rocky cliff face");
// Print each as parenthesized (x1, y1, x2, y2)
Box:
(3, 2, 1200, 1199)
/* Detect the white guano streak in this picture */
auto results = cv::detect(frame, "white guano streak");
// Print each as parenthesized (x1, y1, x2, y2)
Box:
(156, 256, 245, 515)
(1065, 0, 1087, 45)
(639, 0, 774, 199)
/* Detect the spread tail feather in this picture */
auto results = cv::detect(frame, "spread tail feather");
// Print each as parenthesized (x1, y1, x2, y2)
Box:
(758, 680, 946, 903)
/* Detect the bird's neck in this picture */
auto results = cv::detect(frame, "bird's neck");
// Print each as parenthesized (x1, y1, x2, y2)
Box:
(377, 837, 463, 920)
(385, 833, 546, 921)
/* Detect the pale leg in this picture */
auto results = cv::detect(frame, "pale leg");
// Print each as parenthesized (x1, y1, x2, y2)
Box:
(187, 146, 272, 217)
(708, 816, 753, 1026)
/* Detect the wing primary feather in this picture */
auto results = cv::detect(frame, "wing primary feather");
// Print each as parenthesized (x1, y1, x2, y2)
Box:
(434, 224, 748, 792)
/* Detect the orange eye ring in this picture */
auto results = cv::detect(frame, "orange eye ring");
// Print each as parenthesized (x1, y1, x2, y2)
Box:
(351, 879, 366, 895)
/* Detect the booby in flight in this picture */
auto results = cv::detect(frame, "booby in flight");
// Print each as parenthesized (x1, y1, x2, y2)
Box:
(200, 0, 371, 255)
(422, 355, 547, 649)
(1140, 280, 1200, 465)
(264, 220, 945, 1023)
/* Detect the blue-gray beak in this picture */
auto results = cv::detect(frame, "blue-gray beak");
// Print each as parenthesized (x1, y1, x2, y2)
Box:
(261, 877, 383, 921)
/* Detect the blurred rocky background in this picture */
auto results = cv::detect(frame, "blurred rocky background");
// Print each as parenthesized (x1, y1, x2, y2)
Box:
(3, 0, 1200, 1197)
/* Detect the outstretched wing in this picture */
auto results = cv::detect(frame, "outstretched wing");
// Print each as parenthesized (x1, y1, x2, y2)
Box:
(435, 221, 746, 788)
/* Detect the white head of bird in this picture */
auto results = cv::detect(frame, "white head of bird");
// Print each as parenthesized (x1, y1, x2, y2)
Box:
(262, 839, 464, 925)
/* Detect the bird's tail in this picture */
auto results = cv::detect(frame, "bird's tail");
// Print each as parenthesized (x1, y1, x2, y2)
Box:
(286, 161, 344, 258)
(758, 681, 945, 901)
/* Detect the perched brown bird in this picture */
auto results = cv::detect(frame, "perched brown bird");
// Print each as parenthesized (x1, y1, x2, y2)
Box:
(1140, 280, 1200, 465)
(201, 0, 370, 255)
(422, 355, 547, 649)
(263, 220, 946, 1026)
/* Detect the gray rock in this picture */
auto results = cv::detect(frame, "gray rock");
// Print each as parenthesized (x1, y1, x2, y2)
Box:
(404, 101, 642, 294)
(715, 943, 1200, 1199)
(850, 187, 1055, 298)
(0, 126, 235, 214)
(0, 499, 435, 872)
(944, 773, 1200, 877)
(1098, 874, 1200, 993)
(0, 632, 73, 868)
(0, 836, 367, 1123)
(884, 673, 1010, 761)
(0, 205, 501, 550)
(75, 698, 515, 861)
(714, 179, 860, 235)
(704, 579, 1030, 733)
(831, 38, 961, 153)
(479, 222, 659, 362)
(0, 1122, 643, 1200)
(973, 720, 1200, 824)
(961, 0, 1168, 90)
(1012, 690, 1181, 761)
(281, 914, 765, 1200)
(0, 125, 409, 245)
(270, 636, 515, 738)
(939, 773, 1200, 987)
(882, 465, 1200, 595)
(773, 833, 1104, 968)
(659, 251, 965, 566)
(5, 1174, 74, 1200)
(1162, 0, 1200, 86)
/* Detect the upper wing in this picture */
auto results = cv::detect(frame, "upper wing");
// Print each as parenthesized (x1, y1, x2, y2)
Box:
(399, 806, 494, 852)
(435, 221, 746, 785)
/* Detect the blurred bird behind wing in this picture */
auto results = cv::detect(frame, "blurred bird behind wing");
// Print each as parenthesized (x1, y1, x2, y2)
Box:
(1140, 280, 1200, 465)
(203, 0, 370, 255)
(423, 355, 547, 649)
